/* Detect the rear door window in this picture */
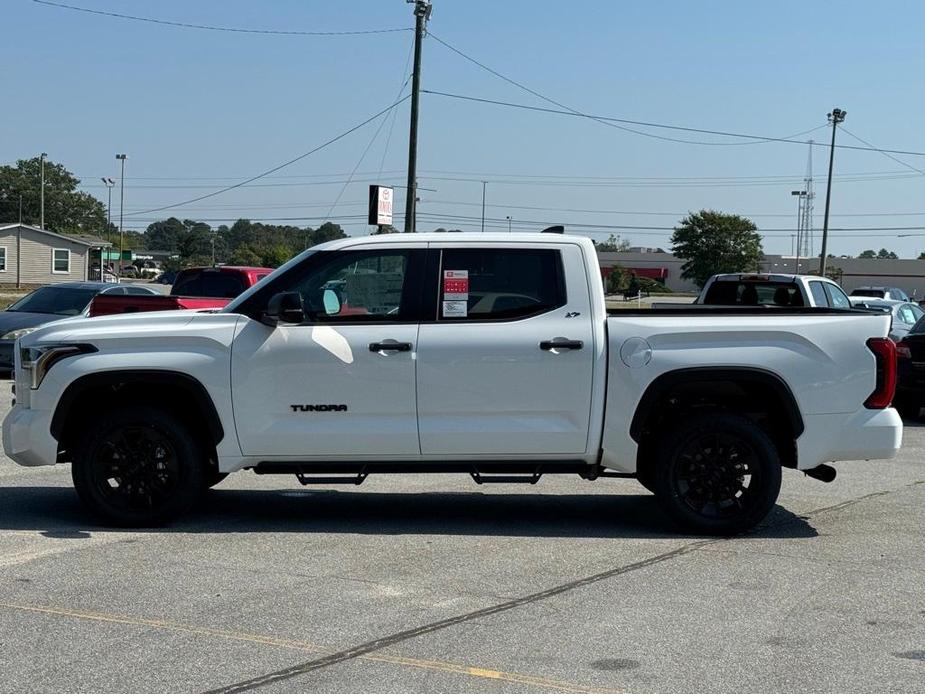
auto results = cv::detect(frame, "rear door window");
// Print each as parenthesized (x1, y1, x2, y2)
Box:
(437, 248, 566, 321)
(823, 283, 851, 309)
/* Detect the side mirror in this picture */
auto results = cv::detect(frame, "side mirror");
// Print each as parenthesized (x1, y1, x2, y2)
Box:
(263, 291, 304, 326)
(322, 289, 342, 316)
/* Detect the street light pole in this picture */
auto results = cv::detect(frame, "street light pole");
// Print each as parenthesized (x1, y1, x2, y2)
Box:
(819, 108, 846, 276)
(101, 177, 115, 275)
(39, 152, 47, 229)
(506, 215, 512, 234)
(116, 154, 127, 277)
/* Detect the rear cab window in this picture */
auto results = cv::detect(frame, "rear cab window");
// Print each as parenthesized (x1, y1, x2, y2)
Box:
(172, 270, 247, 298)
(702, 280, 804, 307)
(436, 248, 566, 321)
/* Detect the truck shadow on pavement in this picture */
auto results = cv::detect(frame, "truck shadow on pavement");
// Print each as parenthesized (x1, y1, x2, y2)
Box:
(0, 485, 818, 540)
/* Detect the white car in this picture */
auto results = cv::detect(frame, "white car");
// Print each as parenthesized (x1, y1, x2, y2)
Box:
(2, 234, 902, 534)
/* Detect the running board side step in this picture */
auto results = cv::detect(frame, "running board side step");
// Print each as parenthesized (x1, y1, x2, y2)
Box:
(297, 472, 368, 486)
(470, 470, 542, 485)
(251, 460, 638, 482)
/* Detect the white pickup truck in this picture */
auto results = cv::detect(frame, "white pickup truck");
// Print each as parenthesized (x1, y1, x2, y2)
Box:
(2, 233, 902, 534)
(695, 273, 853, 308)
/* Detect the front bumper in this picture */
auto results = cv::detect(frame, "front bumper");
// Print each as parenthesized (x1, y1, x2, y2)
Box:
(2, 404, 58, 467)
(797, 407, 902, 470)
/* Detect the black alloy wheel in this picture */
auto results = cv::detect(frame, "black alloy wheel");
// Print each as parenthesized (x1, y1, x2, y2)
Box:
(72, 406, 204, 526)
(653, 413, 782, 535)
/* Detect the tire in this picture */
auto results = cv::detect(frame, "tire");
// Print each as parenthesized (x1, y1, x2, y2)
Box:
(71, 406, 205, 527)
(652, 413, 782, 536)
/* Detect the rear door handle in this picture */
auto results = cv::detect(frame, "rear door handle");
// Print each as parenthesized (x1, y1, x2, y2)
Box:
(540, 339, 583, 351)
(369, 341, 413, 353)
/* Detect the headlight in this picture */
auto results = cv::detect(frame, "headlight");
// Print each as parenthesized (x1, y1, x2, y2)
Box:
(2, 326, 40, 341)
(20, 344, 97, 390)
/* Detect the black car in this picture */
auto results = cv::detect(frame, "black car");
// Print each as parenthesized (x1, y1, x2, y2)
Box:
(894, 315, 925, 419)
(0, 282, 159, 376)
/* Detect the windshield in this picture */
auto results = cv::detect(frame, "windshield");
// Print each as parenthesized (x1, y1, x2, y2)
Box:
(6, 286, 98, 315)
(850, 289, 886, 298)
(702, 281, 804, 307)
(223, 250, 315, 313)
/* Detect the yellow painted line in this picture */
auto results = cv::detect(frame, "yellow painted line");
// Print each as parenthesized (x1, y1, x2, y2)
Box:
(0, 602, 631, 694)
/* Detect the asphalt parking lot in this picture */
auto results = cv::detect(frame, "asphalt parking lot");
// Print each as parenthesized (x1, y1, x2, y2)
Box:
(1, 383, 923, 694)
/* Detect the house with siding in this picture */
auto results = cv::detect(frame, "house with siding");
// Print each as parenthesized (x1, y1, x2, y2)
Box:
(0, 223, 111, 287)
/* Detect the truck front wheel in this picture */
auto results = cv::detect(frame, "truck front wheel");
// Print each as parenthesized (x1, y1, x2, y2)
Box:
(652, 413, 782, 536)
(71, 406, 205, 527)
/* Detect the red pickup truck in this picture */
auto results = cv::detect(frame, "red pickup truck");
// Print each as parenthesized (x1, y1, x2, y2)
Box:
(89, 266, 273, 317)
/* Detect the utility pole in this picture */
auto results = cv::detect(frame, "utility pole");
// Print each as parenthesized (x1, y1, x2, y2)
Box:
(819, 108, 846, 276)
(403, 0, 432, 233)
(39, 152, 47, 229)
(116, 154, 127, 277)
(506, 215, 512, 234)
(480, 181, 486, 232)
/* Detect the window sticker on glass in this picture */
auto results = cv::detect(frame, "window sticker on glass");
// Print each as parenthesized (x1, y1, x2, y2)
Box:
(442, 300, 468, 318)
(443, 270, 469, 300)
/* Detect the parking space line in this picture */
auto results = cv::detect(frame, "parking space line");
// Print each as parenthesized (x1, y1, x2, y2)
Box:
(0, 602, 631, 694)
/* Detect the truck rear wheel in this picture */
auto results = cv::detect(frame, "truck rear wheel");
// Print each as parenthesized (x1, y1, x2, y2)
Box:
(652, 413, 782, 536)
(71, 406, 204, 527)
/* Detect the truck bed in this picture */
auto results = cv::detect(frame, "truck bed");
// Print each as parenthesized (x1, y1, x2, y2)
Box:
(89, 294, 230, 317)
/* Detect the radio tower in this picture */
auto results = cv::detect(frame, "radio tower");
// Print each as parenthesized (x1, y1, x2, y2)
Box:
(799, 140, 815, 258)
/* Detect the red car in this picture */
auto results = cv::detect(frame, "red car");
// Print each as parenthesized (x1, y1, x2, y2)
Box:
(88, 266, 273, 317)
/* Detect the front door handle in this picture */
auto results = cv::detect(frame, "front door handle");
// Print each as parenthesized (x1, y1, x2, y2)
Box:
(540, 339, 584, 351)
(369, 341, 413, 353)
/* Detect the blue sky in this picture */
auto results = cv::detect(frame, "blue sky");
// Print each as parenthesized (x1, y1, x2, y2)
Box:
(4, 0, 925, 257)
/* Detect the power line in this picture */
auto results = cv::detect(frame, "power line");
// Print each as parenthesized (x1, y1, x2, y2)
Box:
(32, 0, 411, 36)
(419, 198, 925, 218)
(428, 32, 827, 147)
(415, 211, 925, 235)
(326, 37, 416, 221)
(840, 127, 925, 177)
(423, 89, 925, 157)
(76, 167, 913, 183)
(124, 95, 411, 217)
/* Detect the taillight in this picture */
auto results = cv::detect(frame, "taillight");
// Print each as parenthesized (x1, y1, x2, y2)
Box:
(896, 340, 912, 359)
(865, 337, 897, 409)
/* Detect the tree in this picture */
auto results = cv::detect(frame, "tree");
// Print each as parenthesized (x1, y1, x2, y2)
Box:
(858, 250, 877, 259)
(670, 210, 762, 288)
(373, 224, 399, 234)
(595, 234, 631, 252)
(310, 222, 346, 246)
(145, 217, 187, 252)
(0, 157, 108, 235)
(877, 248, 899, 259)
(918, 251, 925, 260)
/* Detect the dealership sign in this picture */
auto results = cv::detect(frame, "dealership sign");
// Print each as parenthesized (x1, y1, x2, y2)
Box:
(368, 185, 394, 226)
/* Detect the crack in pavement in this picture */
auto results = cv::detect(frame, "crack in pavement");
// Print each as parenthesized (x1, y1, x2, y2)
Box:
(200, 478, 925, 693)
(198, 540, 716, 694)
